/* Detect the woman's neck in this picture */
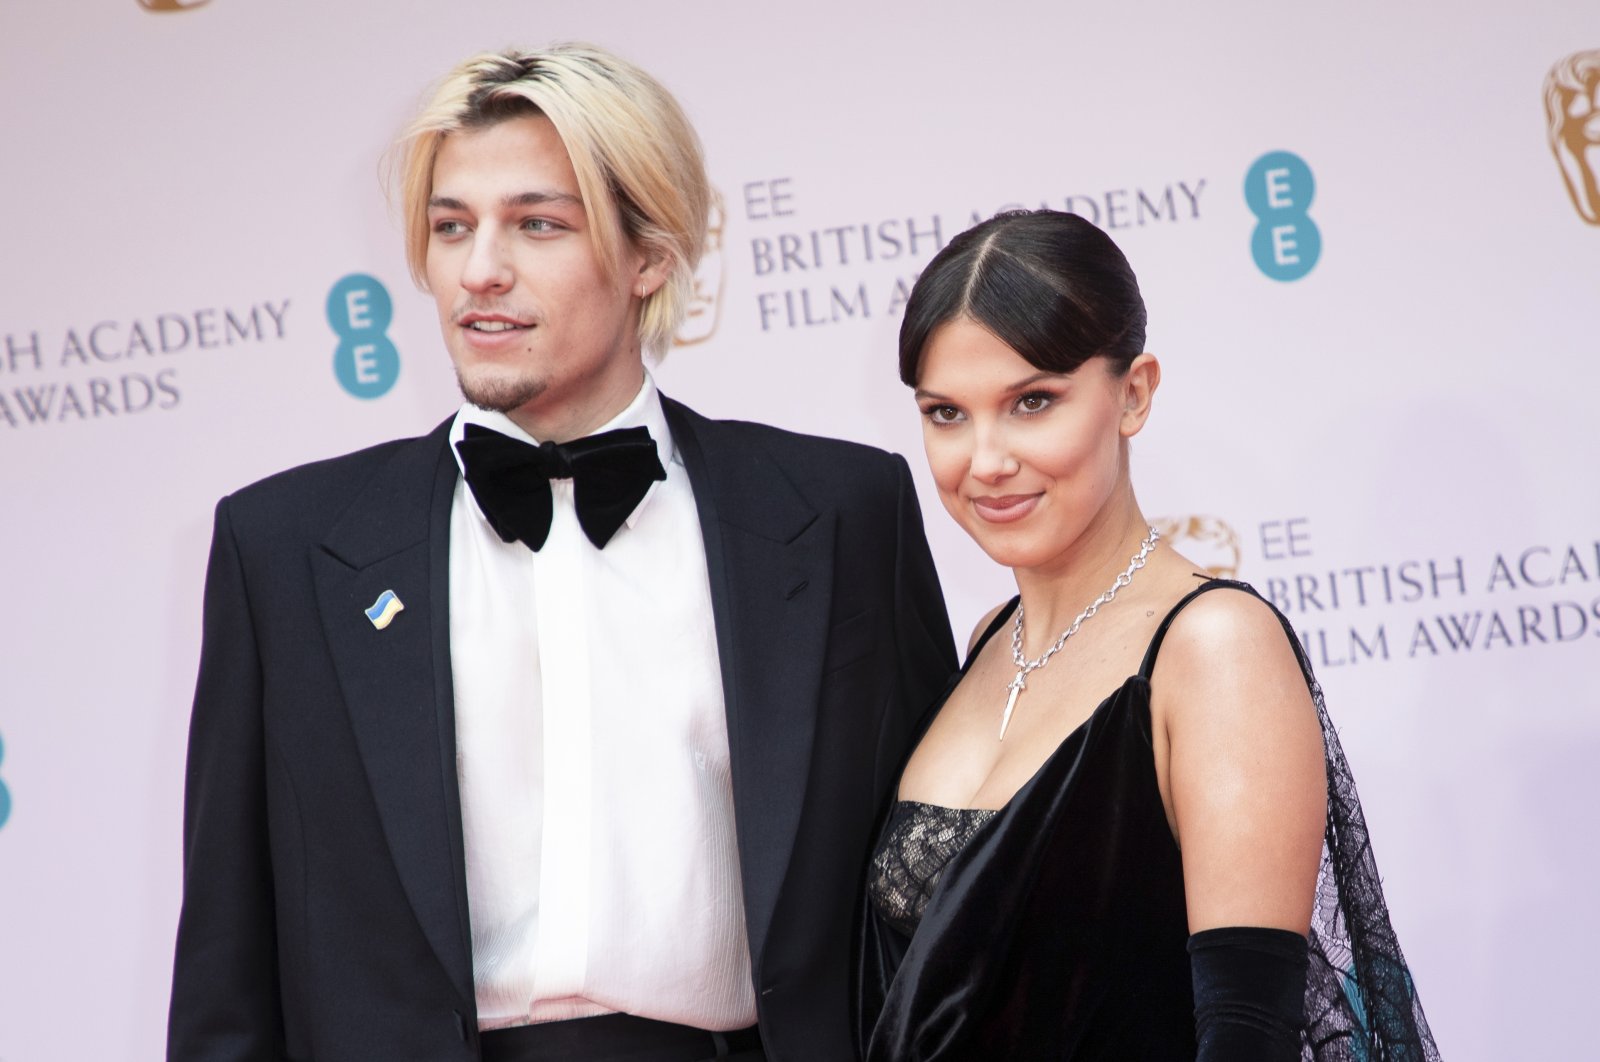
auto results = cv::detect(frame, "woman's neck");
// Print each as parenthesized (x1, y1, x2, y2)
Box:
(1011, 498, 1154, 656)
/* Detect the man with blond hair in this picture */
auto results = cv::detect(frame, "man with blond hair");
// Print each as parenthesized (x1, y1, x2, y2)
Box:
(167, 44, 953, 1062)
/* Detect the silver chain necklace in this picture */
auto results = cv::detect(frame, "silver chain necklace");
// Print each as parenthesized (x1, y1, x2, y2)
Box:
(999, 526, 1160, 740)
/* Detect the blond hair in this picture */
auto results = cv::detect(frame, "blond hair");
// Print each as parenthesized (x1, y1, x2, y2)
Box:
(395, 44, 710, 354)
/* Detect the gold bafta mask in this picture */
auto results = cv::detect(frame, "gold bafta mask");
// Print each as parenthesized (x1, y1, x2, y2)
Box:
(1151, 515, 1242, 579)
(674, 189, 726, 347)
(1544, 49, 1600, 225)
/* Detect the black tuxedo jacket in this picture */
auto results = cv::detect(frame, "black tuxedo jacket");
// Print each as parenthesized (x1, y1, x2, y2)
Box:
(168, 398, 956, 1062)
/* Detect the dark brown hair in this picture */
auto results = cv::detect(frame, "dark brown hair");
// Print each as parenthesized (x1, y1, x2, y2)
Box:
(899, 209, 1147, 384)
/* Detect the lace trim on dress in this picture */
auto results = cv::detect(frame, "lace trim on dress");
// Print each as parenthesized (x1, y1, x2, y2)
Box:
(868, 800, 998, 938)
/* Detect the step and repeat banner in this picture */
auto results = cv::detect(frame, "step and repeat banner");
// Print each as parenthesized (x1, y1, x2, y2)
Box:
(2, 2, 1596, 1058)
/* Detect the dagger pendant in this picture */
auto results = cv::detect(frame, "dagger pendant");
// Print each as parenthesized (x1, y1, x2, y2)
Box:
(1000, 670, 1027, 740)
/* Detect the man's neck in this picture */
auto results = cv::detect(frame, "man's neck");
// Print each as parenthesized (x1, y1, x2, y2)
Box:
(507, 365, 648, 443)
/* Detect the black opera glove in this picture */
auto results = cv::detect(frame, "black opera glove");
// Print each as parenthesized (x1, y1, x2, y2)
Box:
(1188, 926, 1309, 1061)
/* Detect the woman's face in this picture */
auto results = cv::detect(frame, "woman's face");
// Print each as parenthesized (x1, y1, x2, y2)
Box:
(914, 317, 1145, 573)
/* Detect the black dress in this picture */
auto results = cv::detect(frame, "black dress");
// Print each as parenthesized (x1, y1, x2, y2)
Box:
(857, 579, 1440, 1061)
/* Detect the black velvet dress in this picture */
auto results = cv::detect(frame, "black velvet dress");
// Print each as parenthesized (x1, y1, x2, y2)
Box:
(857, 580, 1440, 1061)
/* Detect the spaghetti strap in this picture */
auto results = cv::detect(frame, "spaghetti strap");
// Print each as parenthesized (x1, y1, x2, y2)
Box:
(1136, 577, 1262, 679)
(963, 596, 1020, 670)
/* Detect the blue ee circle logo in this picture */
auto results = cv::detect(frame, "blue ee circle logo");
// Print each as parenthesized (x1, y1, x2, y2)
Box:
(0, 732, 11, 831)
(1245, 151, 1321, 282)
(327, 274, 400, 399)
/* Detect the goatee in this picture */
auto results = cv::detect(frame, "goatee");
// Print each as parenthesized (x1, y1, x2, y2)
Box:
(456, 369, 547, 415)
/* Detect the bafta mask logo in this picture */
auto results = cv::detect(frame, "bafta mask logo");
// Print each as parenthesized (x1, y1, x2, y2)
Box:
(1152, 515, 1242, 579)
(1544, 50, 1600, 225)
(137, 0, 212, 10)
(674, 189, 726, 347)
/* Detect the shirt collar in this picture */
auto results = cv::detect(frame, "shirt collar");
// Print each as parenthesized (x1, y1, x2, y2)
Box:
(450, 371, 678, 534)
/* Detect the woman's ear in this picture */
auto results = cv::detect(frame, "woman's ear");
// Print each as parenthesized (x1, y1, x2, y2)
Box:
(1118, 352, 1160, 438)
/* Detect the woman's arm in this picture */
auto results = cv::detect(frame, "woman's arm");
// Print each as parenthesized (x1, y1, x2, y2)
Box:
(1153, 588, 1325, 933)
(1150, 587, 1326, 1060)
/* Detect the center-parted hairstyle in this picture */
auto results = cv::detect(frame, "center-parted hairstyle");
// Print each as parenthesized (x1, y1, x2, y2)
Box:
(395, 44, 711, 354)
(898, 209, 1148, 385)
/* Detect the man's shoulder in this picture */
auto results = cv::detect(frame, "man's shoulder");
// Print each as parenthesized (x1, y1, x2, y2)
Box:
(222, 421, 450, 525)
(666, 399, 903, 475)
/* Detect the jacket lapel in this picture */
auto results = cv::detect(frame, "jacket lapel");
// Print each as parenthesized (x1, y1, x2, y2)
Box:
(665, 398, 834, 968)
(310, 420, 474, 1005)
(304, 401, 831, 1000)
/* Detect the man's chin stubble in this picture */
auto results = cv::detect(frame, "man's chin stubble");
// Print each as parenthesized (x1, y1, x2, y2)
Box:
(457, 370, 546, 415)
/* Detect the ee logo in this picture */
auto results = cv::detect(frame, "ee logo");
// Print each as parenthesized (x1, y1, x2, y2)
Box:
(0, 732, 11, 831)
(1245, 151, 1321, 281)
(327, 274, 400, 399)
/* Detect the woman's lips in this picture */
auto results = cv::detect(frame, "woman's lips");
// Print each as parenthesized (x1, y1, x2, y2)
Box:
(970, 493, 1040, 524)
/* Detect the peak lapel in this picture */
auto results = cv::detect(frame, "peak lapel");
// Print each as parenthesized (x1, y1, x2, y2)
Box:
(665, 399, 834, 967)
(311, 421, 473, 1004)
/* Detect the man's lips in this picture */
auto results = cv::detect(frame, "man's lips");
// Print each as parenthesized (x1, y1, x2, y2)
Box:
(970, 493, 1040, 524)
(456, 313, 536, 350)
(458, 312, 534, 333)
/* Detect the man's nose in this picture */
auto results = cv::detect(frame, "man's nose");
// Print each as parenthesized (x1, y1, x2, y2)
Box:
(461, 231, 513, 293)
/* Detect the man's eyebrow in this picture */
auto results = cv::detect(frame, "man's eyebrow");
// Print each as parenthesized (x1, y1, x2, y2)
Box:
(426, 191, 583, 211)
(504, 190, 582, 209)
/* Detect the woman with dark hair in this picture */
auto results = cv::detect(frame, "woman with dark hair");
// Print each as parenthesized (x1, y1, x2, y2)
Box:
(857, 210, 1439, 1061)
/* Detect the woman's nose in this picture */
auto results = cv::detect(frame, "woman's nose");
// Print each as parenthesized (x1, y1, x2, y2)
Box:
(969, 424, 1019, 482)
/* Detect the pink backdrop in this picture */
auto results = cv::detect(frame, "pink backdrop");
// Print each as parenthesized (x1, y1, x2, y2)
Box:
(2, 2, 1596, 1057)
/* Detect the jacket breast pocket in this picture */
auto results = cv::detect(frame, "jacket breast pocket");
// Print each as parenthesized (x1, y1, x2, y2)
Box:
(824, 606, 880, 676)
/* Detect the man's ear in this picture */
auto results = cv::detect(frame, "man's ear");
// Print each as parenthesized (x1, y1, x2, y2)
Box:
(634, 246, 673, 300)
(1118, 352, 1160, 438)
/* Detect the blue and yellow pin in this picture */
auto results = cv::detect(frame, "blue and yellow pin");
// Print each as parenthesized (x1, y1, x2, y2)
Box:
(364, 589, 405, 630)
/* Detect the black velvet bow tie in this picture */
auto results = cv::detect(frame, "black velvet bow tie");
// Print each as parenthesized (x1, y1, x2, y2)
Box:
(454, 423, 667, 550)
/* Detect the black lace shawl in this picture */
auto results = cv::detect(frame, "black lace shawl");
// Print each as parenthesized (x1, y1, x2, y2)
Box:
(1295, 603, 1442, 1061)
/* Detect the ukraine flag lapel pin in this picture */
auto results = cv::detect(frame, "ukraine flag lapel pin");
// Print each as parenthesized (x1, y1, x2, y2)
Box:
(364, 589, 405, 630)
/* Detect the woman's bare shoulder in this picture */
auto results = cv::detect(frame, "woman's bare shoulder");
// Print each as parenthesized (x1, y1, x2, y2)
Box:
(1158, 583, 1297, 668)
(1150, 583, 1313, 736)
(966, 600, 1015, 657)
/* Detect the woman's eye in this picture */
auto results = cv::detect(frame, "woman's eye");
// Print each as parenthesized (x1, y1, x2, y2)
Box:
(923, 404, 962, 425)
(1016, 392, 1053, 414)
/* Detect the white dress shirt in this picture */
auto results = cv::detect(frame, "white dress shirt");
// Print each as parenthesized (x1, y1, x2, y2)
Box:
(448, 374, 756, 1031)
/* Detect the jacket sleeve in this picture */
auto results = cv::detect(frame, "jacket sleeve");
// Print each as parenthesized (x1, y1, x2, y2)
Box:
(877, 455, 957, 797)
(167, 496, 287, 1061)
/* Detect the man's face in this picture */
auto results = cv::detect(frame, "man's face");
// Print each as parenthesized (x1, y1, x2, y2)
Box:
(425, 114, 658, 440)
